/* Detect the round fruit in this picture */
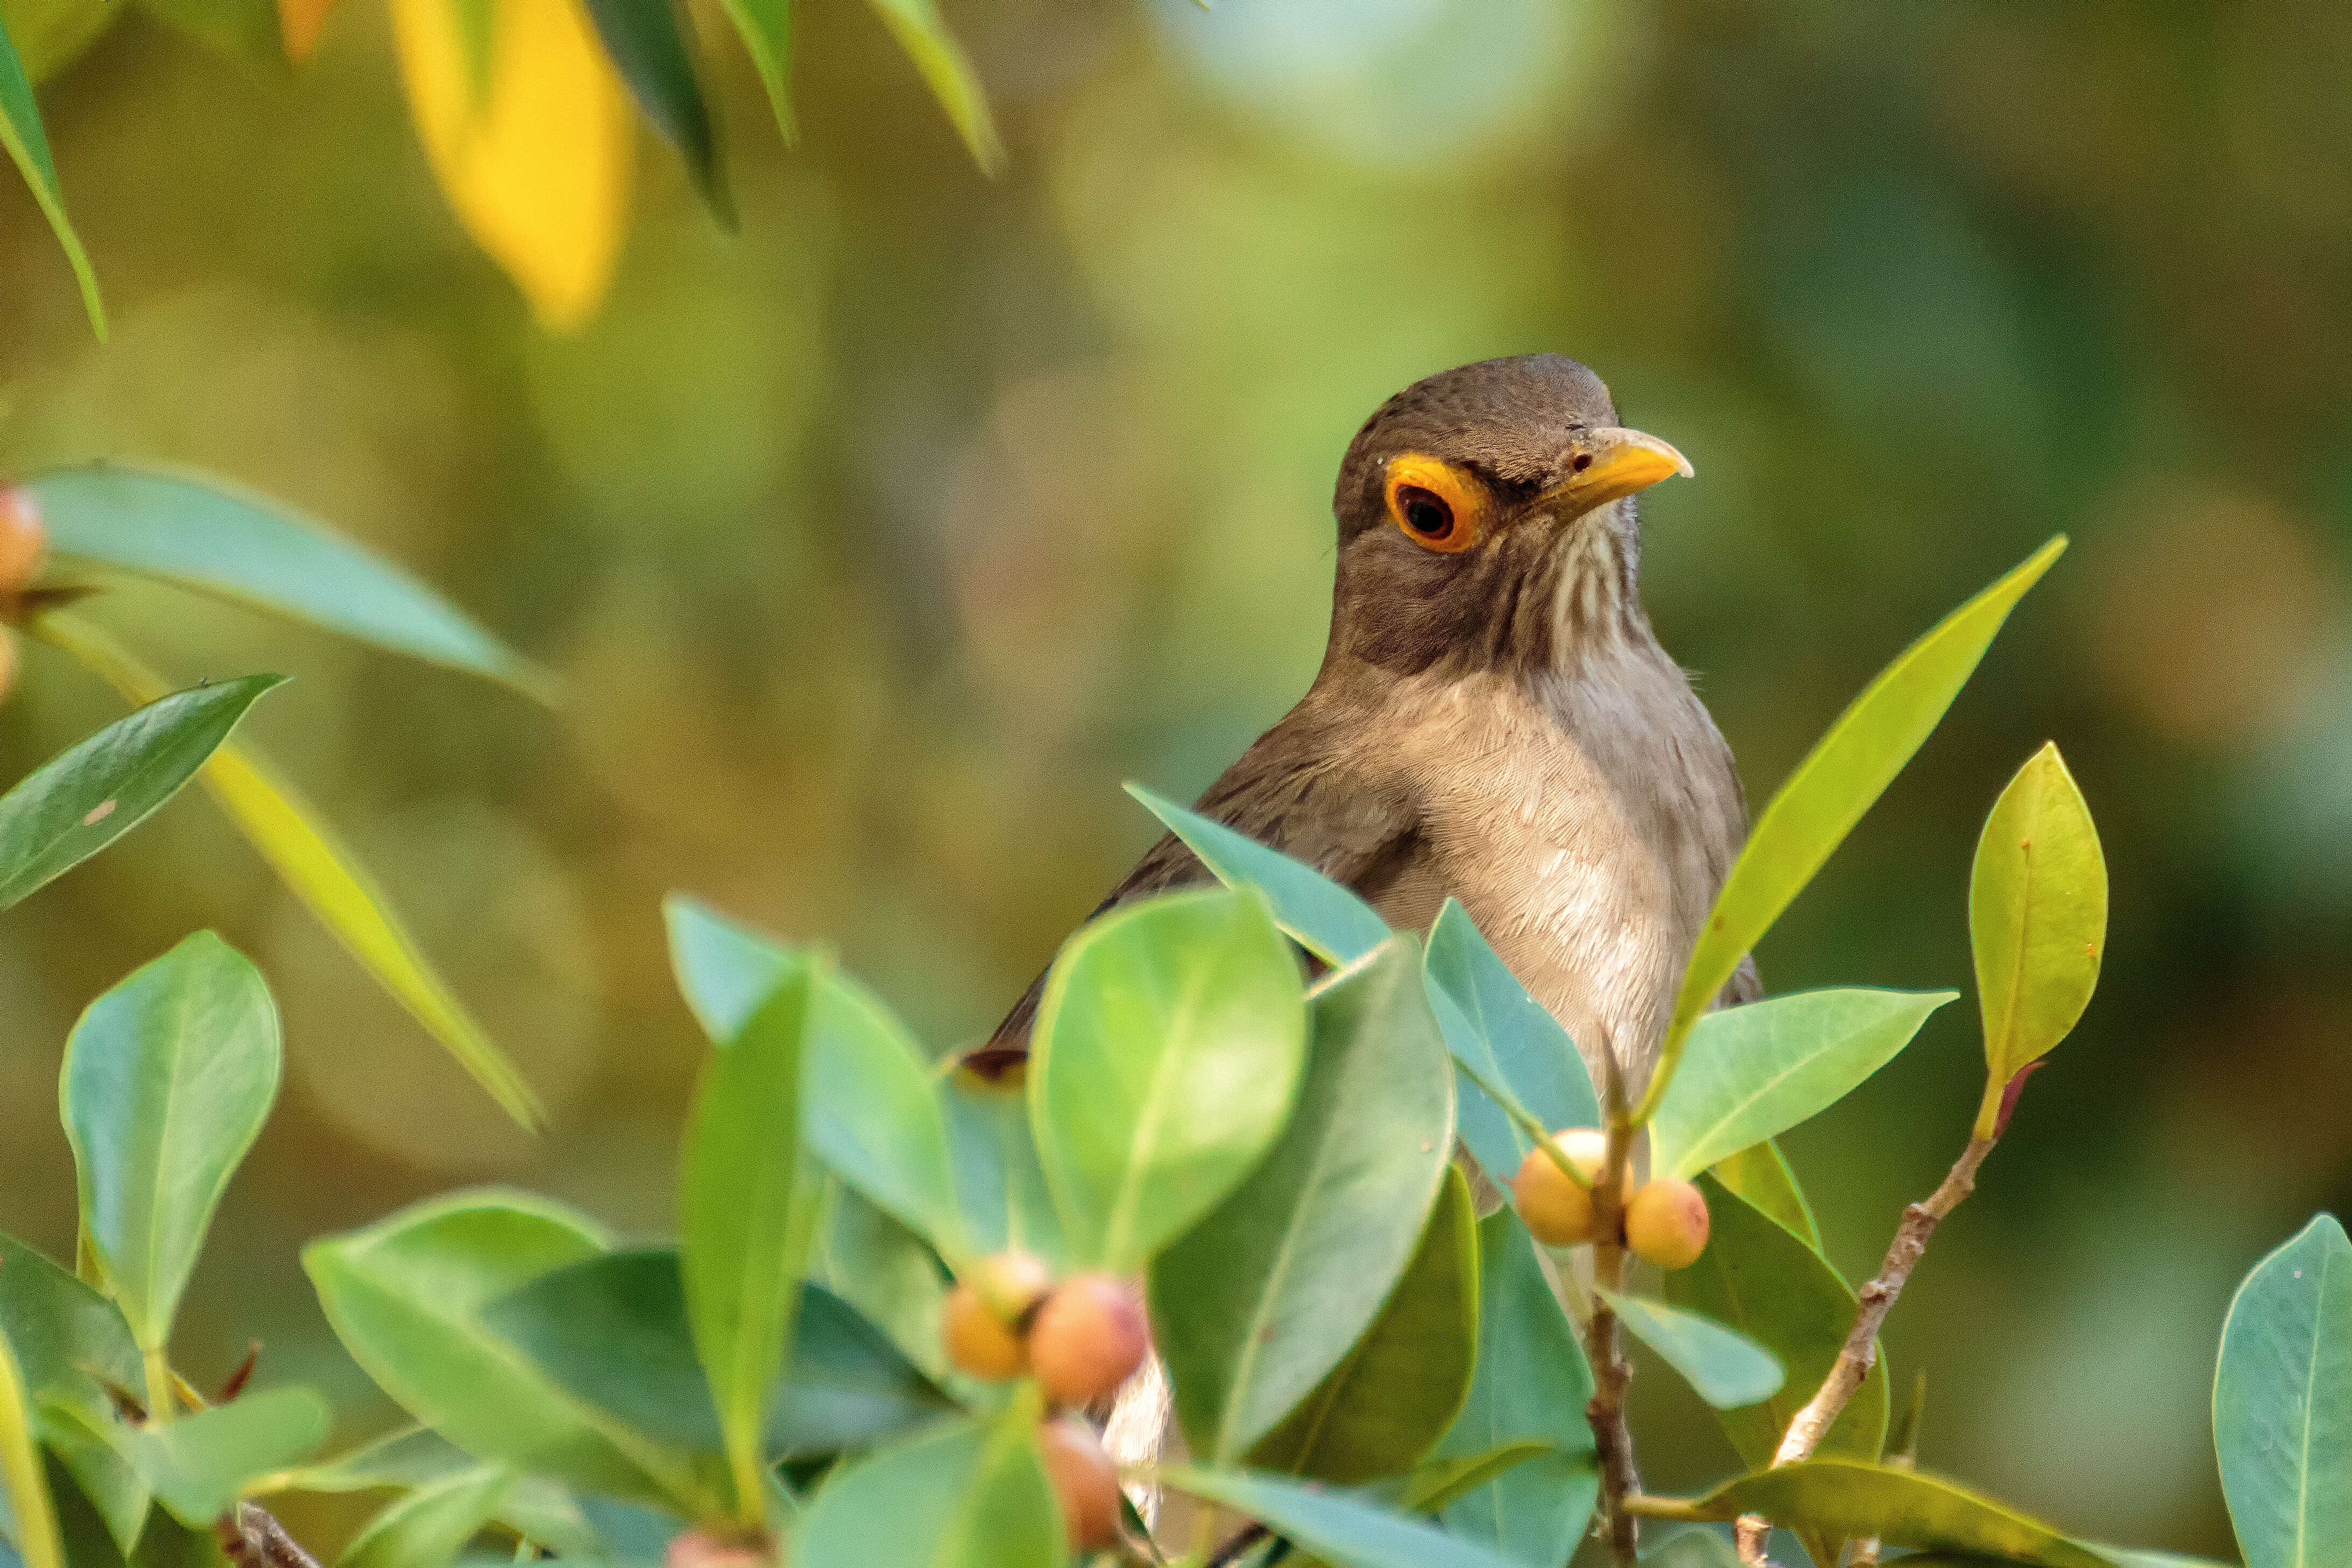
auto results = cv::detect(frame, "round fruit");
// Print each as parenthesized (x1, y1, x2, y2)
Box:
(1625, 1178, 1711, 1270)
(1511, 1128, 1612, 1246)
(1029, 1273, 1149, 1407)
(0, 489, 41, 596)
(662, 1529, 773, 1568)
(943, 1253, 1051, 1380)
(1037, 1416, 1122, 1550)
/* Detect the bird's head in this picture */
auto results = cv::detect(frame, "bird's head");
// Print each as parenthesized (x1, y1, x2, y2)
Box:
(1326, 354, 1691, 677)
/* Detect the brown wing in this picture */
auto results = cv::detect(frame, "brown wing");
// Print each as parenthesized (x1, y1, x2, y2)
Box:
(969, 707, 1419, 1069)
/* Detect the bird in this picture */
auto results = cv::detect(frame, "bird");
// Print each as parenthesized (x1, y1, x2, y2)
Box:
(974, 352, 1758, 1106)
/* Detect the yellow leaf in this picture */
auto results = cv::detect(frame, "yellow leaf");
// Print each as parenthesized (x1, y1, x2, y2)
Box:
(276, 0, 339, 61)
(33, 612, 544, 1130)
(390, 0, 634, 331)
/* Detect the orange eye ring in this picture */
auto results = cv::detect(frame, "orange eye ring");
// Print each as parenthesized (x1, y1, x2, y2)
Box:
(1383, 455, 1489, 554)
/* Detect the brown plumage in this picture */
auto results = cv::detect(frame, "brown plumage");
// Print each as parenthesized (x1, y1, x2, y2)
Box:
(979, 354, 1757, 1100)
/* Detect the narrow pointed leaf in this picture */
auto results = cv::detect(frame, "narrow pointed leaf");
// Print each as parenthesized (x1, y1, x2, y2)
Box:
(796, 1389, 1066, 1568)
(713, 0, 790, 139)
(1160, 1467, 1524, 1568)
(1655, 1459, 2114, 1566)
(1425, 898, 1598, 1185)
(1971, 743, 2106, 1134)
(663, 895, 796, 1042)
(61, 933, 280, 1355)
(861, 0, 1001, 173)
(2214, 1213, 2352, 1568)
(0, 675, 281, 911)
(578, 0, 730, 222)
(1597, 1289, 1782, 1410)
(1127, 783, 1390, 967)
(1652, 989, 1955, 1180)
(1665, 1175, 1886, 1466)
(338, 1465, 512, 1568)
(0, 1322, 65, 1568)
(806, 966, 967, 1260)
(1034, 886, 1309, 1274)
(1431, 1210, 1597, 1564)
(1708, 1139, 1821, 1252)
(1151, 937, 1451, 1464)
(124, 1388, 330, 1525)
(36, 613, 541, 1128)
(0, 18, 102, 337)
(1644, 537, 2065, 1122)
(1251, 1166, 1478, 1483)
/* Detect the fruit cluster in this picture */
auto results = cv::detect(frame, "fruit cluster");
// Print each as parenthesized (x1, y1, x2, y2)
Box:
(1510, 1128, 1711, 1269)
(941, 1254, 1149, 1550)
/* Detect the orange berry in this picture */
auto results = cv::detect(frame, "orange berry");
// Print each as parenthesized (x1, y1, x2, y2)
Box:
(1037, 1416, 1121, 1550)
(943, 1253, 1051, 1380)
(0, 489, 43, 595)
(1625, 1178, 1711, 1270)
(663, 1530, 772, 1568)
(1029, 1274, 1149, 1408)
(1511, 1128, 1611, 1246)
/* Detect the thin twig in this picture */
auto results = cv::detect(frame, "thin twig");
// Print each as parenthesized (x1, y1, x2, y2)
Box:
(217, 1504, 322, 1568)
(1583, 1042, 1641, 1566)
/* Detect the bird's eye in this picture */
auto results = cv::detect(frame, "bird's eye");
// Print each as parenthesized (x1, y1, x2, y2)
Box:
(1382, 455, 1489, 554)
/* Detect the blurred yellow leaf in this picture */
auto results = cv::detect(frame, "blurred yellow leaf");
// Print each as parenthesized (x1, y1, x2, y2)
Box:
(32, 612, 545, 1131)
(275, 0, 338, 61)
(390, 0, 634, 331)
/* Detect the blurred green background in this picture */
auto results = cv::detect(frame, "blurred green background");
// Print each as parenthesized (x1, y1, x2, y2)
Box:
(3, 0, 2349, 1556)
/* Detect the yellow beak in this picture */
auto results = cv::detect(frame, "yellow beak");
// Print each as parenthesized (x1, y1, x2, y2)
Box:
(1534, 427, 1694, 519)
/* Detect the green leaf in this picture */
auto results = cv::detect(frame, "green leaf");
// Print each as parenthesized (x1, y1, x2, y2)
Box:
(122, 1389, 329, 1525)
(0, 676, 281, 912)
(26, 469, 546, 696)
(1597, 1289, 1783, 1410)
(578, 0, 731, 223)
(1652, 989, 1955, 1181)
(481, 1249, 720, 1454)
(681, 970, 822, 1520)
(1151, 936, 1452, 1464)
(1159, 1467, 1523, 1568)
(0, 16, 102, 337)
(1642, 1533, 1743, 1566)
(36, 613, 541, 1129)
(0, 1320, 65, 1568)
(770, 1282, 957, 1460)
(302, 1192, 716, 1515)
(1251, 1166, 1478, 1484)
(1708, 1140, 1821, 1252)
(860, 0, 1001, 174)
(1664, 1175, 1886, 1467)
(943, 1068, 1069, 1272)
(337, 1465, 512, 1568)
(0, 1233, 145, 1553)
(1652, 1459, 2114, 1566)
(2214, 1212, 2352, 1568)
(662, 895, 797, 1042)
(1424, 899, 1599, 1189)
(810, 1183, 948, 1381)
(31, 1396, 147, 1557)
(1395, 1442, 1557, 1515)
(806, 967, 967, 1260)
(795, 1390, 1067, 1568)
(1127, 782, 1390, 967)
(273, 1426, 474, 1495)
(1970, 743, 2107, 1135)
(1429, 1209, 1597, 1565)
(1642, 536, 2065, 1122)
(1034, 885, 1309, 1274)
(61, 932, 280, 1357)
(711, 0, 790, 140)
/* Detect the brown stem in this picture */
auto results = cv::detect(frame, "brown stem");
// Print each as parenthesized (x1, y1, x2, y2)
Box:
(217, 1505, 322, 1568)
(1583, 1049, 1641, 1565)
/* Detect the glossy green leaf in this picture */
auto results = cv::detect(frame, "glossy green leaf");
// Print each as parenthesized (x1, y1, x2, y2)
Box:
(338, 1465, 512, 1568)
(61, 933, 280, 1358)
(1430, 1210, 1598, 1565)
(123, 1389, 330, 1525)
(796, 1389, 1066, 1568)
(1252, 1166, 1478, 1484)
(861, 0, 1001, 174)
(1971, 743, 2107, 1135)
(273, 1426, 474, 1495)
(0, 1234, 145, 1553)
(26, 469, 546, 696)
(0, 676, 280, 912)
(1643, 1534, 1743, 1566)
(0, 17, 101, 336)
(0, 1320, 65, 1568)
(663, 895, 797, 1042)
(1396, 1442, 1557, 1515)
(1665, 1175, 1885, 1467)
(943, 1069, 1069, 1272)
(712, 0, 790, 139)
(1160, 1466, 1523, 1568)
(1598, 1289, 1783, 1410)
(681, 970, 822, 1519)
(810, 1183, 948, 1381)
(1424, 899, 1598, 1188)
(1128, 782, 1390, 966)
(1653, 989, 1955, 1180)
(806, 966, 967, 1259)
(37, 613, 540, 1129)
(1034, 885, 1309, 1274)
(2214, 1213, 2352, 1568)
(1643, 537, 2065, 1122)
(1152, 937, 1452, 1464)
(303, 1192, 715, 1515)
(578, 0, 730, 222)
(1708, 1140, 1821, 1253)
(771, 1282, 958, 1459)
(31, 1396, 147, 1557)
(1654, 1459, 2113, 1566)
